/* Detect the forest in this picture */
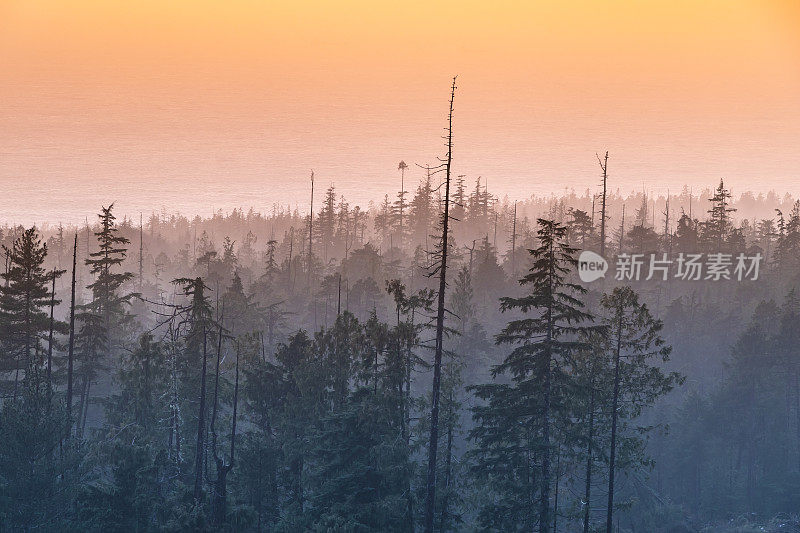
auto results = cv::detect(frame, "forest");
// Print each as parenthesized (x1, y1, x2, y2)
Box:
(3, 90, 800, 532)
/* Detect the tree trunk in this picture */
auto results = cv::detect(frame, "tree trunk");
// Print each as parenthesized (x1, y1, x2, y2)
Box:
(540, 338, 553, 533)
(67, 235, 77, 434)
(553, 448, 561, 533)
(211, 342, 240, 525)
(598, 151, 609, 257)
(583, 382, 596, 533)
(606, 312, 623, 533)
(795, 370, 800, 472)
(439, 389, 455, 532)
(211, 464, 229, 525)
(539, 238, 557, 533)
(405, 314, 415, 531)
(80, 378, 91, 438)
(193, 327, 209, 503)
(47, 269, 56, 397)
(424, 76, 457, 533)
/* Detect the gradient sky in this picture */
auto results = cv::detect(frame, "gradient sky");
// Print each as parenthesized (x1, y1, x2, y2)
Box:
(1, 0, 799, 224)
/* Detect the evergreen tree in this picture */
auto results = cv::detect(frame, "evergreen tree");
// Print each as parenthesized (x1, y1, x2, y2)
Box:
(598, 286, 681, 531)
(471, 218, 597, 532)
(567, 208, 595, 249)
(703, 179, 736, 251)
(85, 204, 135, 339)
(0, 373, 78, 530)
(77, 333, 173, 530)
(0, 227, 65, 394)
(316, 185, 338, 261)
(673, 211, 699, 252)
(172, 276, 217, 505)
(410, 171, 435, 247)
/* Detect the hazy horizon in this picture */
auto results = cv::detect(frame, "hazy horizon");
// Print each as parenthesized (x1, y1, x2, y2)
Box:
(2, 0, 799, 224)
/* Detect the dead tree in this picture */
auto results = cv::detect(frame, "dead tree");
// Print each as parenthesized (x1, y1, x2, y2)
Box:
(597, 151, 609, 257)
(464, 239, 476, 276)
(511, 201, 518, 277)
(663, 193, 671, 253)
(46, 269, 56, 395)
(66, 234, 77, 432)
(423, 75, 457, 533)
(307, 170, 314, 289)
(139, 213, 144, 290)
(398, 160, 408, 246)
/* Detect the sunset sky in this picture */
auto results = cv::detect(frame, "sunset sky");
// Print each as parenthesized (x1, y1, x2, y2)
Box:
(1, 0, 799, 224)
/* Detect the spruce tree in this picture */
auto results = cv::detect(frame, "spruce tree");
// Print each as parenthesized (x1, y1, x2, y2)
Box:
(703, 179, 736, 251)
(0, 227, 64, 394)
(598, 286, 681, 532)
(471, 218, 597, 532)
(0, 230, 74, 530)
(85, 204, 135, 338)
(173, 276, 216, 504)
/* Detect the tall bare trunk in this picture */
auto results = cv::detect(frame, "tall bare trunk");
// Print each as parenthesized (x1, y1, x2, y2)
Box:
(47, 269, 56, 398)
(597, 151, 609, 257)
(67, 235, 77, 434)
(606, 311, 623, 533)
(307, 170, 314, 289)
(423, 76, 457, 533)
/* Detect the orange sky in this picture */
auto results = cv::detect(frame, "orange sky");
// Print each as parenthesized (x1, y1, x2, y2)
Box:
(1, 0, 799, 223)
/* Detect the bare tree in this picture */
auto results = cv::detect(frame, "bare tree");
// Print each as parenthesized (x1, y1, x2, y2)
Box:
(307, 170, 315, 288)
(66, 234, 77, 434)
(424, 75, 457, 533)
(597, 151, 609, 257)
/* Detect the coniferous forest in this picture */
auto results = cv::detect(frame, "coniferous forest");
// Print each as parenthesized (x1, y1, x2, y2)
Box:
(4, 85, 800, 533)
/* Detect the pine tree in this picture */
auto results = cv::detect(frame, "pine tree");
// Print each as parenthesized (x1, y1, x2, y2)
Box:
(410, 170, 435, 247)
(264, 237, 280, 281)
(472, 218, 597, 532)
(567, 208, 595, 249)
(172, 276, 216, 505)
(474, 236, 506, 308)
(450, 265, 475, 335)
(598, 286, 681, 532)
(0, 369, 76, 530)
(74, 310, 107, 438)
(76, 334, 173, 530)
(0, 227, 65, 394)
(703, 179, 736, 251)
(209, 334, 240, 526)
(375, 194, 394, 248)
(316, 185, 337, 261)
(85, 204, 135, 338)
(674, 211, 699, 252)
